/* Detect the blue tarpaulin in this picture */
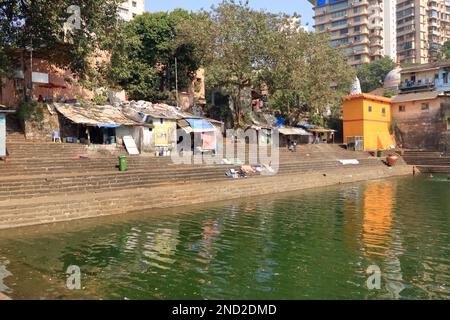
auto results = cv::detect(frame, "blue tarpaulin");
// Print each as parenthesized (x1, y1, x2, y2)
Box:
(96, 124, 121, 128)
(275, 117, 286, 128)
(185, 118, 215, 131)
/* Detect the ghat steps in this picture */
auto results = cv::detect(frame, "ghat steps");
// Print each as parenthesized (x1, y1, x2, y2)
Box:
(403, 151, 450, 173)
(0, 138, 402, 229)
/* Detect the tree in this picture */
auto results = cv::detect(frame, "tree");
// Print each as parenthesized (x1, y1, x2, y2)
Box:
(261, 26, 355, 124)
(108, 10, 203, 102)
(357, 56, 396, 93)
(0, 0, 122, 95)
(180, 1, 275, 126)
(442, 40, 450, 60)
(182, 0, 354, 127)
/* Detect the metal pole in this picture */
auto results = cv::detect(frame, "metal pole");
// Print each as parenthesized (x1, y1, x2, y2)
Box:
(29, 39, 33, 101)
(175, 57, 179, 108)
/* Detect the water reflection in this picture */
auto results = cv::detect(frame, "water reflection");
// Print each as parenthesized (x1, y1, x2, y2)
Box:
(0, 176, 448, 299)
(362, 181, 394, 256)
(361, 180, 405, 299)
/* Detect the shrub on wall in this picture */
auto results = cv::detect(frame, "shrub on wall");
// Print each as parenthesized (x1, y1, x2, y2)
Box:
(17, 101, 44, 123)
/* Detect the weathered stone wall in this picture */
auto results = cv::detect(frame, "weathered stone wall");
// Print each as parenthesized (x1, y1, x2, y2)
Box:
(392, 97, 449, 150)
(24, 104, 60, 141)
(0, 164, 412, 230)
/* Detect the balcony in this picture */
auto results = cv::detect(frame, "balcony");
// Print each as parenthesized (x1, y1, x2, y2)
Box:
(399, 81, 435, 92)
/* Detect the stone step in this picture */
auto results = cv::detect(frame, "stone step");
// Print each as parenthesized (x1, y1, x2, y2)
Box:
(417, 166, 450, 174)
(0, 160, 384, 201)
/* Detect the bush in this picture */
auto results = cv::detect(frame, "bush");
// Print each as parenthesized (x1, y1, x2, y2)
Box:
(17, 101, 44, 123)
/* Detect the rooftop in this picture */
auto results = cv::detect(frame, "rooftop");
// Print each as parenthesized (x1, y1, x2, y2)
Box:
(344, 93, 392, 104)
(400, 60, 450, 74)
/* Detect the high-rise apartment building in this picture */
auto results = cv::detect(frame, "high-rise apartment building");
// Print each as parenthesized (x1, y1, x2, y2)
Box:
(309, 0, 397, 67)
(397, 0, 450, 64)
(118, 0, 145, 21)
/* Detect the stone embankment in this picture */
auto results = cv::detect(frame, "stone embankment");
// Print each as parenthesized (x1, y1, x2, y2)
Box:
(0, 133, 412, 230)
(403, 150, 450, 173)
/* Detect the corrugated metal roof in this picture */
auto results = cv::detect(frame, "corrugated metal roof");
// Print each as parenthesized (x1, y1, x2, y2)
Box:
(391, 91, 441, 103)
(278, 127, 312, 136)
(54, 103, 141, 126)
(120, 101, 224, 125)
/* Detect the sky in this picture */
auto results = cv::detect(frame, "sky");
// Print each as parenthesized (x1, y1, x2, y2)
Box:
(145, 0, 314, 29)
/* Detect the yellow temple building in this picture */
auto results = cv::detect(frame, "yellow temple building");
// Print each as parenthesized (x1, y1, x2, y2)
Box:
(343, 94, 396, 151)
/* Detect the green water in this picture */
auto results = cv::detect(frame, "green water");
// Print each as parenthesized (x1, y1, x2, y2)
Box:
(0, 176, 449, 300)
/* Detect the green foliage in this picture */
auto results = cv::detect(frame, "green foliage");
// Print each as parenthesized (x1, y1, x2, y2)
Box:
(108, 10, 202, 102)
(383, 90, 397, 98)
(309, 113, 323, 126)
(182, 0, 354, 127)
(390, 120, 397, 135)
(17, 101, 44, 123)
(0, 0, 122, 85)
(92, 91, 108, 105)
(356, 56, 396, 93)
(443, 41, 450, 60)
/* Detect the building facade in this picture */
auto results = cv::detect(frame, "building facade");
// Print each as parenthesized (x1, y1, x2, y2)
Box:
(118, 0, 145, 21)
(390, 60, 450, 149)
(397, 0, 450, 64)
(309, 0, 397, 67)
(343, 93, 395, 151)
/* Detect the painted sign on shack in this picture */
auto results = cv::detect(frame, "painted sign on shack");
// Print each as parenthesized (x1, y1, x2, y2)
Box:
(0, 107, 15, 158)
(0, 113, 6, 157)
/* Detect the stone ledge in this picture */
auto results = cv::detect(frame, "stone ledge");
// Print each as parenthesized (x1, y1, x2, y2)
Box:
(0, 164, 413, 230)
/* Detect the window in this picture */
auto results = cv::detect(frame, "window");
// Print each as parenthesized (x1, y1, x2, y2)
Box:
(421, 103, 429, 111)
(399, 105, 406, 112)
(381, 108, 386, 116)
(331, 19, 347, 27)
(368, 106, 373, 112)
(331, 10, 346, 18)
(132, 1, 137, 7)
(354, 26, 360, 32)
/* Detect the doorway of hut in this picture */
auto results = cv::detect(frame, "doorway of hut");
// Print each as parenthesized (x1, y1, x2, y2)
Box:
(87, 126, 116, 145)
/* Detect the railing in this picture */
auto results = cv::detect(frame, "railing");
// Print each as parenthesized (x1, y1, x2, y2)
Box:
(399, 82, 435, 91)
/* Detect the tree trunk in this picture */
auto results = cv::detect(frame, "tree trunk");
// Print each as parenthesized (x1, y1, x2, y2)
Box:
(235, 87, 242, 128)
(20, 48, 26, 101)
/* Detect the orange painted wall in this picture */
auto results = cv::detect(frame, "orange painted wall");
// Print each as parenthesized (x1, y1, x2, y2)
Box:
(343, 94, 395, 151)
